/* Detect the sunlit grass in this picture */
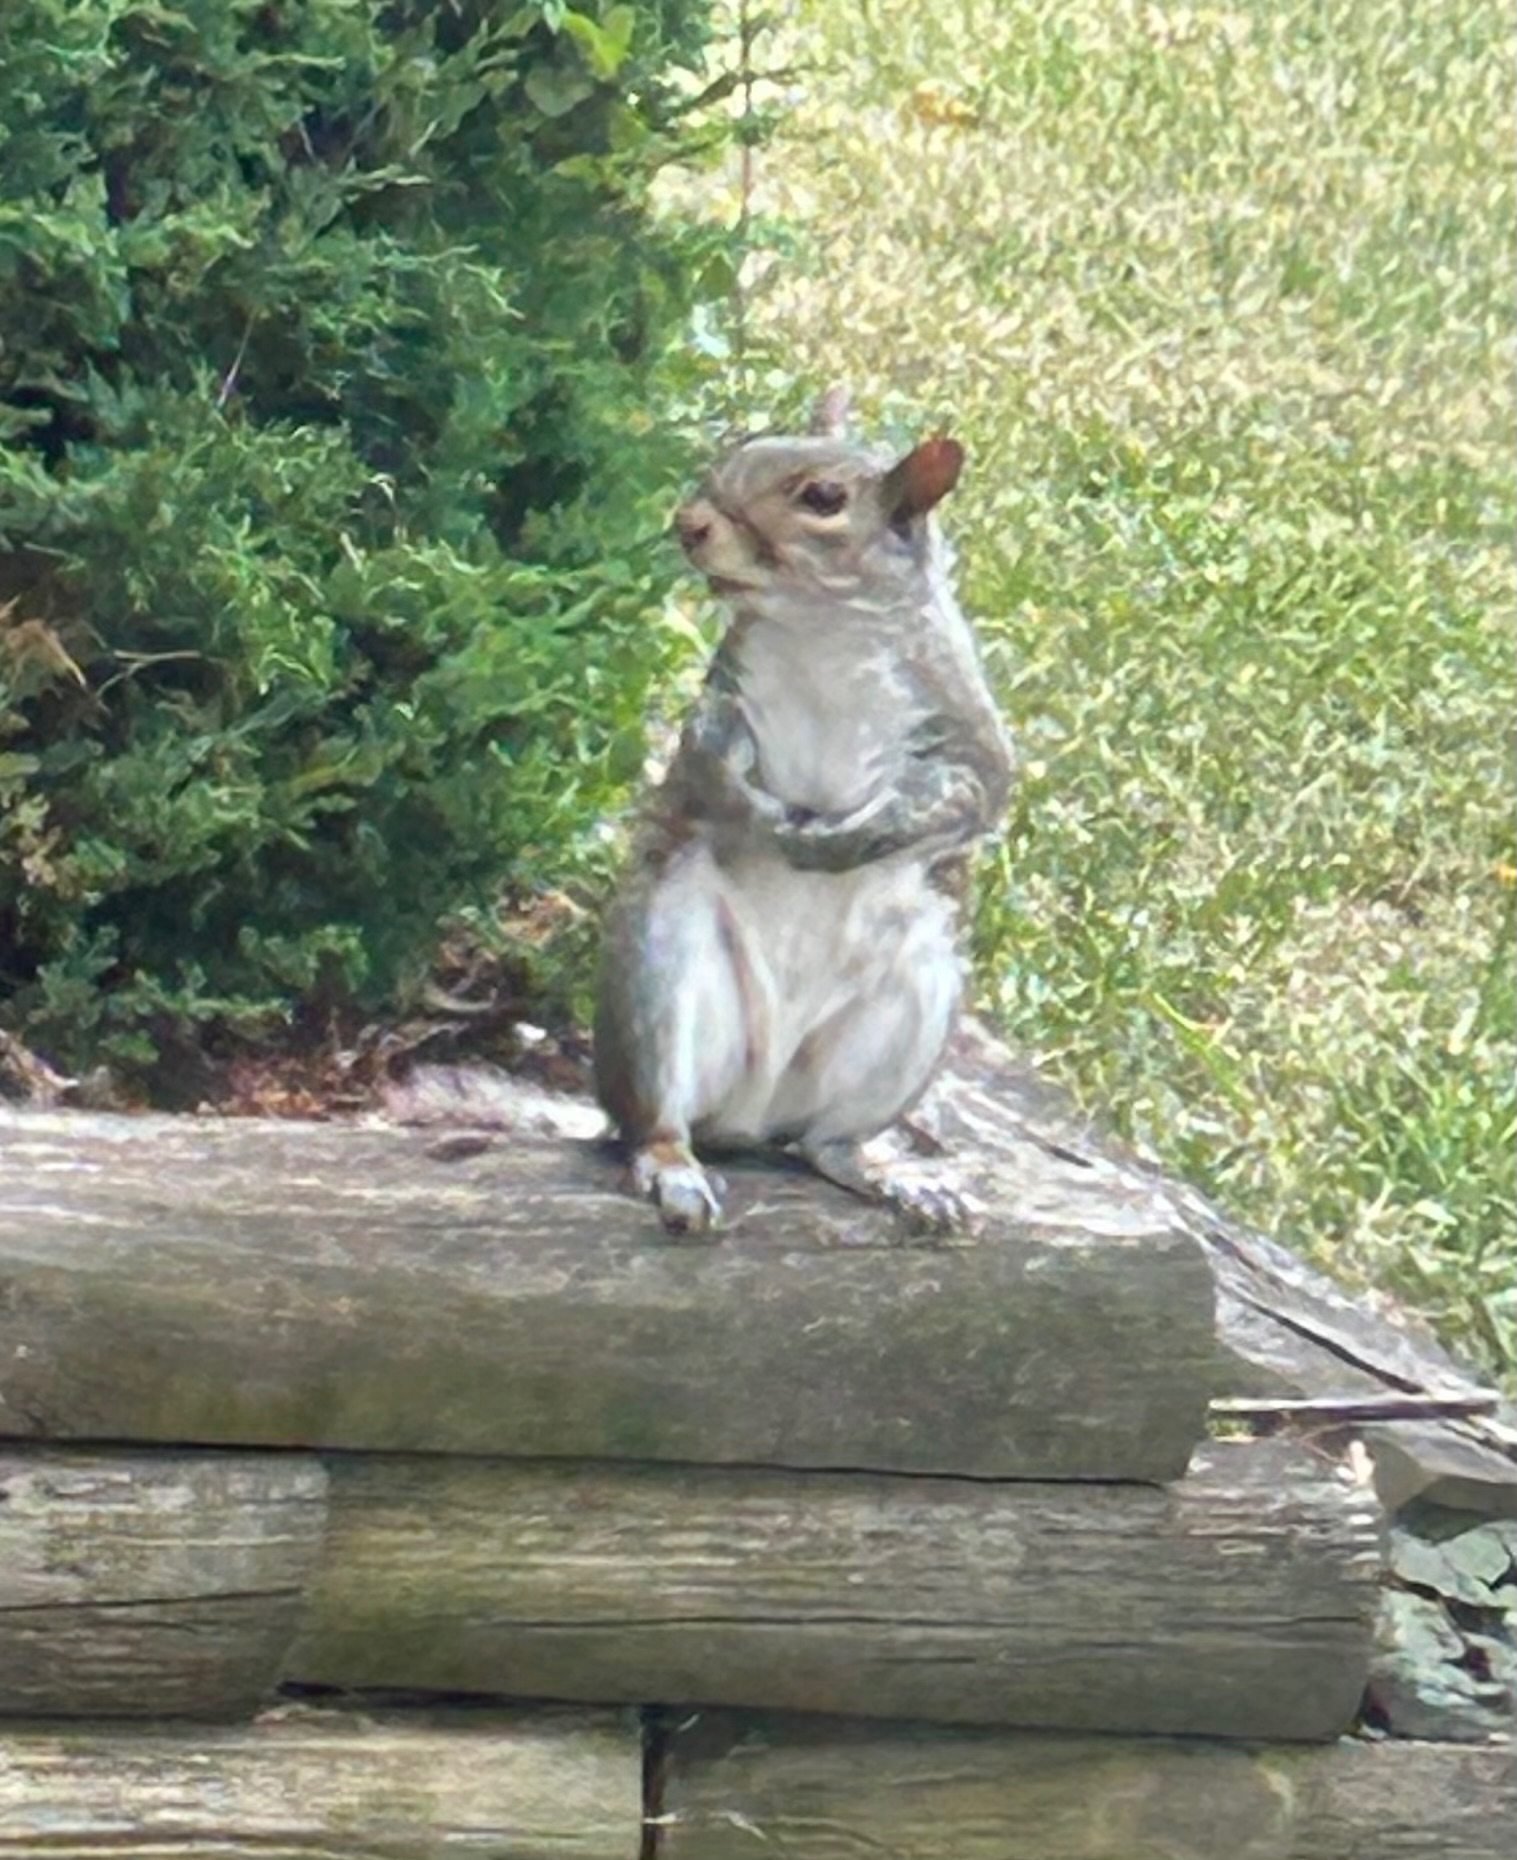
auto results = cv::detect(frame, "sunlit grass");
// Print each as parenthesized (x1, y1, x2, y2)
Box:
(723, 0, 1516, 1375)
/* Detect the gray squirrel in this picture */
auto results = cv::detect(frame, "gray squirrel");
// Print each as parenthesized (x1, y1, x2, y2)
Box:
(593, 391, 1013, 1233)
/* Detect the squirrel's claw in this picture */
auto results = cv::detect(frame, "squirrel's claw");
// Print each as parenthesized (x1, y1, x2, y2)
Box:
(632, 1145, 725, 1239)
(877, 1172, 983, 1242)
(800, 1137, 982, 1242)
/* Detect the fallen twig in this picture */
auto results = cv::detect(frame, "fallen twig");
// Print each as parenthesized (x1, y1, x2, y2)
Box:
(1211, 1391, 1503, 1428)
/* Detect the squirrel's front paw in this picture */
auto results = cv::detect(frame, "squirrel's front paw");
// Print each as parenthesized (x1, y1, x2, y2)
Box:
(631, 1144, 725, 1239)
(677, 719, 785, 830)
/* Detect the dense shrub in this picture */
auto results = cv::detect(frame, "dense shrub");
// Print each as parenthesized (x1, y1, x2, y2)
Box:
(0, 0, 726, 1085)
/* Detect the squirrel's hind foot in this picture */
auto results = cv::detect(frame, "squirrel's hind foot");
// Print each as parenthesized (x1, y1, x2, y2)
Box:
(800, 1137, 983, 1242)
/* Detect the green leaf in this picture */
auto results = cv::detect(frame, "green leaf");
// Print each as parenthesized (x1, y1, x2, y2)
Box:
(524, 57, 598, 117)
(561, 6, 635, 81)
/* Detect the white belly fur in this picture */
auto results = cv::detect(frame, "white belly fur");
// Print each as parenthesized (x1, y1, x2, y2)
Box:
(681, 618, 962, 1143)
(695, 845, 961, 1145)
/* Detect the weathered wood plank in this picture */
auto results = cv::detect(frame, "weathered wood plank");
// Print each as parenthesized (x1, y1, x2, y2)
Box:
(0, 1705, 640, 1857)
(915, 1022, 1517, 1514)
(0, 1107, 1215, 1481)
(383, 1031, 1517, 1513)
(660, 1713, 1517, 1860)
(0, 1451, 327, 1719)
(288, 1442, 1381, 1740)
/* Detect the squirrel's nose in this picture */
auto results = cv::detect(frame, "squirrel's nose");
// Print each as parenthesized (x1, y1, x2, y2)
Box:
(674, 500, 716, 552)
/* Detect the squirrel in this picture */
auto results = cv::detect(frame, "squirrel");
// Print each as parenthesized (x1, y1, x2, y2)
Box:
(593, 390, 1013, 1234)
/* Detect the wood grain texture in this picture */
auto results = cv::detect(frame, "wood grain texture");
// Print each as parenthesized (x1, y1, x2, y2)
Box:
(660, 1713, 1517, 1860)
(0, 1705, 640, 1857)
(0, 1450, 327, 1719)
(0, 1106, 1215, 1481)
(917, 1023, 1517, 1513)
(288, 1442, 1381, 1740)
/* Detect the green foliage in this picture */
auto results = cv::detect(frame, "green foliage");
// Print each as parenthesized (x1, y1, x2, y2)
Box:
(0, 0, 726, 1080)
(747, 0, 1516, 1376)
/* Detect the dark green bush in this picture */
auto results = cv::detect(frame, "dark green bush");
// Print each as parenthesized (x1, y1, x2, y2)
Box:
(0, 0, 727, 1084)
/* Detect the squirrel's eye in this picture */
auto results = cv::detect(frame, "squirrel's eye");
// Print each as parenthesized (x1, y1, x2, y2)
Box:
(798, 480, 848, 516)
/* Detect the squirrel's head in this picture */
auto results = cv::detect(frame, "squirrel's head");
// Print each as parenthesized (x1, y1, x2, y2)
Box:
(674, 396, 963, 609)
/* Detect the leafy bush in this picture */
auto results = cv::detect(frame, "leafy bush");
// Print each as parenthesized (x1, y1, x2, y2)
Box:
(0, 0, 725, 1085)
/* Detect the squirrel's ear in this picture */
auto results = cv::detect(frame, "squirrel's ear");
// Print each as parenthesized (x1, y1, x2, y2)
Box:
(882, 437, 964, 522)
(809, 385, 852, 437)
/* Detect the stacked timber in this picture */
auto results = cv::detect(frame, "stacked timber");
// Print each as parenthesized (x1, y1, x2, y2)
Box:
(0, 1040, 1513, 1858)
(1, 1441, 1377, 1737)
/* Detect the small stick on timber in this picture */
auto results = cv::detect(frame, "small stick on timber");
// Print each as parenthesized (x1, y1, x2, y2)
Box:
(1211, 1392, 1502, 1429)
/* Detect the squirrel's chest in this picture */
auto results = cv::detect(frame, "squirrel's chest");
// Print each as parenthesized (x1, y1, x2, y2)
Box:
(734, 626, 919, 815)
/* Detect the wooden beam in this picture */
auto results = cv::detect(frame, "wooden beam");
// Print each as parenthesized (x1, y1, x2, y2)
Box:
(0, 1705, 640, 1857)
(0, 1451, 327, 1719)
(0, 1107, 1215, 1482)
(288, 1441, 1379, 1741)
(659, 1712, 1517, 1860)
(914, 1022, 1517, 1516)
(1, 1440, 1378, 1735)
